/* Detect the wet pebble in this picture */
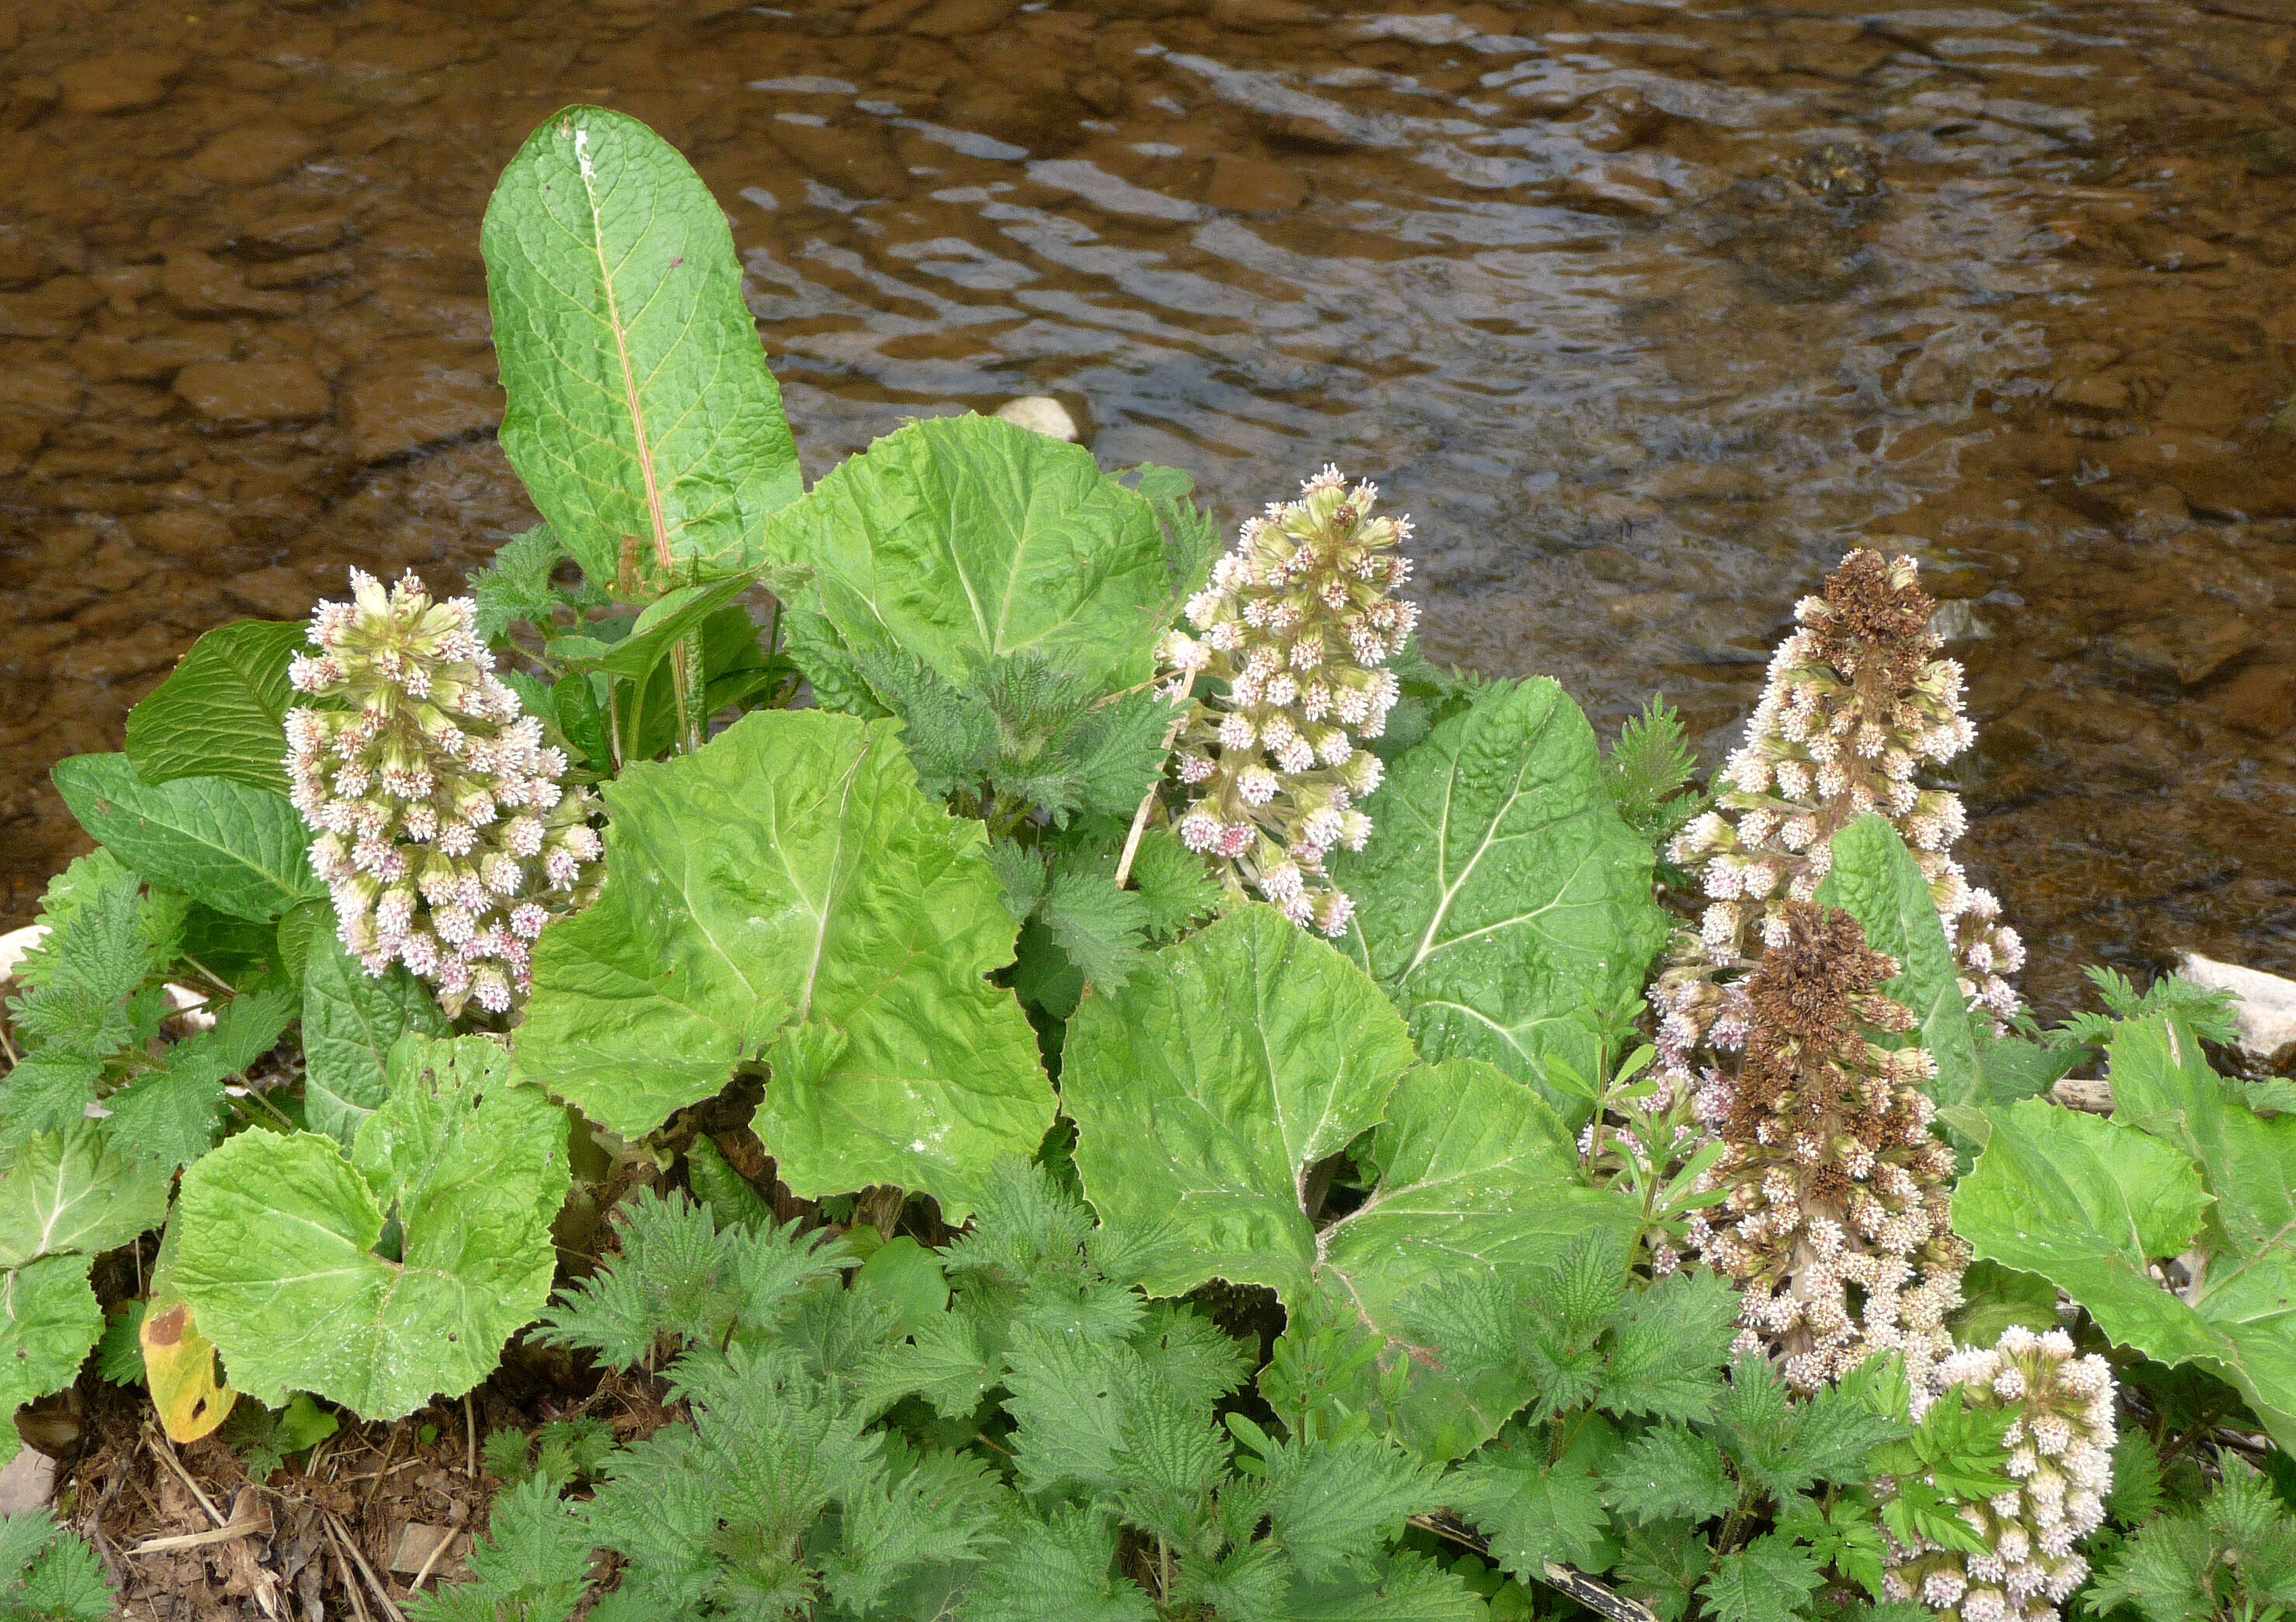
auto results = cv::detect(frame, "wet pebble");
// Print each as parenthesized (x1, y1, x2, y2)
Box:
(907, 0, 1020, 37)
(2052, 374, 2131, 413)
(224, 566, 320, 621)
(172, 359, 332, 426)
(54, 623, 183, 683)
(162, 250, 302, 318)
(57, 54, 183, 116)
(185, 127, 318, 187)
(342, 343, 502, 463)
(1204, 155, 1306, 213)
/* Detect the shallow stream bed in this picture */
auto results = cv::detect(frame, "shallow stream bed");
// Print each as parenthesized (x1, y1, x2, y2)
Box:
(3, 0, 2294, 1018)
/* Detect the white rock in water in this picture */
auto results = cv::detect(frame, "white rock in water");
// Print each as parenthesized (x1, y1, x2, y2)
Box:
(993, 396, 1079, 442)
(1929, 600, 1991, 642)
(2176, 951, 2296, 1060)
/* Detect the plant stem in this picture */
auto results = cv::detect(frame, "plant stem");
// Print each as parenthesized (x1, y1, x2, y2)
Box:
(1115, 674, 1196, 889)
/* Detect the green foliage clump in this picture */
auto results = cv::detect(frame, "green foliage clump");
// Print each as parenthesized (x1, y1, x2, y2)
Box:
(3, 99, 2287, 1622)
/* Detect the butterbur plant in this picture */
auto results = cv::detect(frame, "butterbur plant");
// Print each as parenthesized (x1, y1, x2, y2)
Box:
(1158, 464, 1414, 935)
(287, 567, 602, 1015)
(1661, 550, 2024, 1058)
(1688, 901, 1968, 1393)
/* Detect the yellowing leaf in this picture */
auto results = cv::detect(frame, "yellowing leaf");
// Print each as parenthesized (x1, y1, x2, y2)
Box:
(141, 1298, 234, 1443)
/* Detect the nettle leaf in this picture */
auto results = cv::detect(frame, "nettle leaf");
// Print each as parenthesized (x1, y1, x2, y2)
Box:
(123, 620, 304, 796)
(515, 710, 1052, 1220)
(767, 415, 1171, 697)
(482, 106, 801, 590)
(0, 1258, 103, 1466)
(1954, 1096, 2296, 1449)
(302, 931, 451, 1146)
(1812, 815, 1979, 1108)
(469, 524, 570, 645)
(174, 1035, 570, 1418)
(1449, 1432, 1609, 1575)
(107, 980, 297, 1171)
(1067, 908, 1635, 1457)
(0, 1128, 169, 1465)
(51, 754, 320, 923)
(1330, 680, 1666, 1128)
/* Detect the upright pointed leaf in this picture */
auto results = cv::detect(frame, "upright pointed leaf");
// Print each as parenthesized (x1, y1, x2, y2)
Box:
(482, 106, 802, 590)
(51, 754, 321, 922)
(513, 709, 1052, 1220)
(1330, 680, 1666, 1126)
(1814, 814, 1979, 1107)
(767, 416, 1170, 695)
(123, 621, 306, 795)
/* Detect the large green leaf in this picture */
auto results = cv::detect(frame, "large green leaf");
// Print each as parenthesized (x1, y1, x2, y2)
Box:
(172, 1035, 570, 1418)
(1954, 1096, 2296, 1448)
(1064, 904, 1418, 1300)
(2107, 1017, 2296, 1261)
(1065, 910, 1632, 1457)
(301, 932, 451, 1146)
(482, 106, 802, 590)
(767, 415, 1171, 695)
(123, 620, 304, 796)
(0, 1129, 171, 1271)
(0, 1128, 170, 1464)
(513, 709, 1051, 1220)
(1320, 1060, 1641, 1458)
(2106, 1017, 2296, 1445)
(0, 1257, 103, 1461)
(1330, 680, 1666, 1126)
(1812, 814, 1979, 1107)
(51, 754, 321, 922)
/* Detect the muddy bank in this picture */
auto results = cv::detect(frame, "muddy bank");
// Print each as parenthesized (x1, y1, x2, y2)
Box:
(2, 0, 2294, 1018)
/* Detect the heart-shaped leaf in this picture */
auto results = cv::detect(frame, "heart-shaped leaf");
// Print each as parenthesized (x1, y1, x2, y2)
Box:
(172, 1036, 569, 1418)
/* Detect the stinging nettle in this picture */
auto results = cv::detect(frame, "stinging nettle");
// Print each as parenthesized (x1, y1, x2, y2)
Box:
(286, 569, 602, 1015)
(1157, 464, 1417, 936)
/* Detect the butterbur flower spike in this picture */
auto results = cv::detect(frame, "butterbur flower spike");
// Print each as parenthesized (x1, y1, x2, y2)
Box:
(1884, 1326, 2116, 1622)
(1157, 465, 1414, 935)
(286, 568, 602, 1016)
(1686, 900, 1968, 1394)
(1658, 549, 2023, 1106)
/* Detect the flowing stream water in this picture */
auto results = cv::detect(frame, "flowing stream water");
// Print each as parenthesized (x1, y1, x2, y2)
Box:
(3, 0, 2294, 1018)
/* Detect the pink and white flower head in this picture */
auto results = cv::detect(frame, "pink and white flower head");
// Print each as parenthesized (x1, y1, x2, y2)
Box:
(283, 567, 603, 1016)
(1147, 465, 1415, 928)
